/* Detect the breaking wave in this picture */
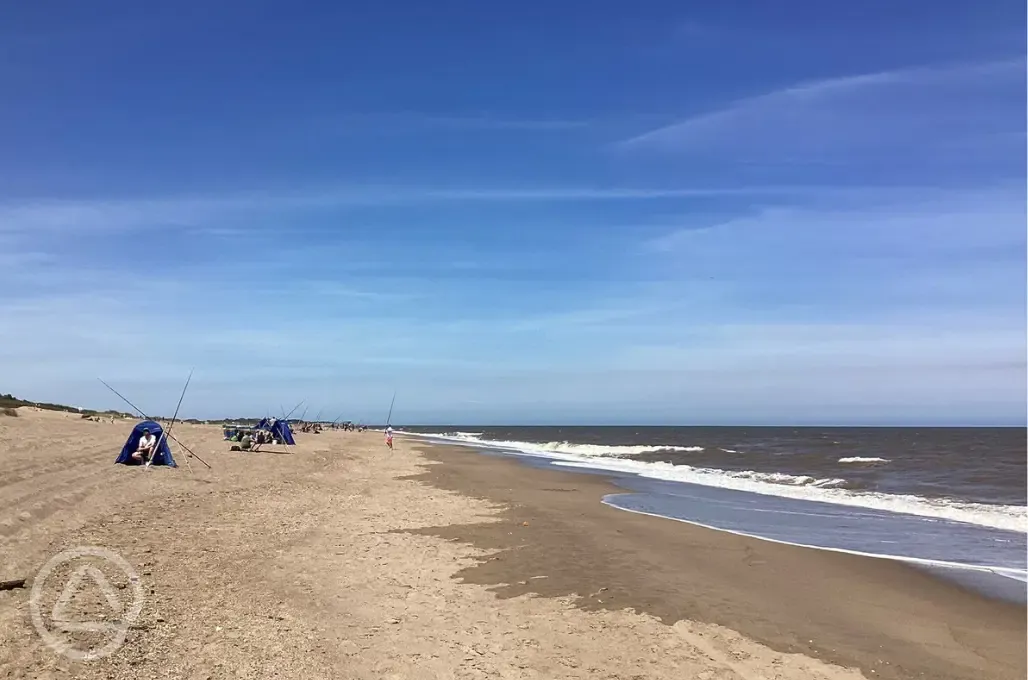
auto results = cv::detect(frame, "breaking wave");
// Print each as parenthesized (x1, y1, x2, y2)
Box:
(425, 432, 703, 457)
(838, 456, 891, 464)
(404, 431, 1027, 533)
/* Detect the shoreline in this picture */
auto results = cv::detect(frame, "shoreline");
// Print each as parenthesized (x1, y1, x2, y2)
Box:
(409, 441, 1027, 680)
(401, 432, 1027, 579)
(601, 498, 1028, 604)
(397, 430, 1026, 534)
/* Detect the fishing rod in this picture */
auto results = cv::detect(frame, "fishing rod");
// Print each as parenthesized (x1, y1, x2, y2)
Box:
(148, 369, 192, 471)
(385, 391, 396, 427)
(282, 399, 305, 421)
(98, 378, 212, 469)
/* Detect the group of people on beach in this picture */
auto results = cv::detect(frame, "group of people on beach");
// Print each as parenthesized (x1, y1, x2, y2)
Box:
(220, 428, 279, 452)
(293, 421, 367, 433)
(295, 421, 323, 434)
(130, 422, 396, 461)
(233, 429, 277, 451)
(82, 414, 117, 423)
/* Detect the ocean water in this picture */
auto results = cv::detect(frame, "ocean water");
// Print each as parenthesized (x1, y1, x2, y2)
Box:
(402, 426, 1027, 599)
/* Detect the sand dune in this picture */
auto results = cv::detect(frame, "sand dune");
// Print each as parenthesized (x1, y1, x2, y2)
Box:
(0, 407, 1008, 679)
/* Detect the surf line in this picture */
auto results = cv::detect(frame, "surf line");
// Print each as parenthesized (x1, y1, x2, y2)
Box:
(600, 496, 1028, 582)
(406, 431, 1025, 534)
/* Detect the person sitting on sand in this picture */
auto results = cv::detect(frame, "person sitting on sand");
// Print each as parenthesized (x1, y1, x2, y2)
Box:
(133, 428, 157, 462)
(240, 432, 255, 452)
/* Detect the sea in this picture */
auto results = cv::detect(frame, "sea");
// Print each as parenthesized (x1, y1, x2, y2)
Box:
(400, 426, 1027, 602)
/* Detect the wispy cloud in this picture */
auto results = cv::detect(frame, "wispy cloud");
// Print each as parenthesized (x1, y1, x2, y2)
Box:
(322, 112, 592, 131)
(641, 184, 1026, 315)
(2, 248, 1022, 424)
(291, 281, 423, 302)
(646, 185, 1025, 255)
(612, 321, 1026, 371)
(0, 184, 834, 236)
(618, 59, 1025, 164)
(13, 181, 1005, 240)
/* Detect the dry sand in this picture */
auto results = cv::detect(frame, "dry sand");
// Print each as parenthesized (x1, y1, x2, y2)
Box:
(0, 408, 1022, 679)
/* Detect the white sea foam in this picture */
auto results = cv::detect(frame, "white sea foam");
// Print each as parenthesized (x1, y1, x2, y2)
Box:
(428, 432, 702, 457)
(404, 431, 1028, 533)
(723, 470, 852, 489)
(838, 456, 891, 464)
(554, 459, 1025, 533)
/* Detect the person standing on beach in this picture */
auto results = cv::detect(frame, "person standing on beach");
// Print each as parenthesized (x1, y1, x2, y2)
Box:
(385, 427, 394, 450)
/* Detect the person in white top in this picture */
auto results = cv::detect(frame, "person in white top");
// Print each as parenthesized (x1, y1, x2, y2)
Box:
(133, 428, 157, 463)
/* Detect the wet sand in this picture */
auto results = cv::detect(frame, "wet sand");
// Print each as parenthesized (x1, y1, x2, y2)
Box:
(407, 443, 1027, 680)
(0, 408, 1023, 679)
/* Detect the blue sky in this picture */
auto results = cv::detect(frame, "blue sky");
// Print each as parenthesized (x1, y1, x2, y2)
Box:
(1, 0, 1024, 425)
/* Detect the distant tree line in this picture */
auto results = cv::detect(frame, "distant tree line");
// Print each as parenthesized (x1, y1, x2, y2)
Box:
(0, 393, 132, 418)
(1, 393, 283, 425)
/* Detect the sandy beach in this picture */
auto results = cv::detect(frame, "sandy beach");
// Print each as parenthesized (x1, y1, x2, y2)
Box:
(0, 409, 1023, 680)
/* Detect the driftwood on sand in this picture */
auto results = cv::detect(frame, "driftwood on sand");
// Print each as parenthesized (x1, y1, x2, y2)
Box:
(0, 579, 26, 591)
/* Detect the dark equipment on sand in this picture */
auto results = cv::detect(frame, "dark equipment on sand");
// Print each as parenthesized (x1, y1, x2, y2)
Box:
(255, 417, 296, 445)
(98, 376, 212, 470)
(116, 420, 177, 467)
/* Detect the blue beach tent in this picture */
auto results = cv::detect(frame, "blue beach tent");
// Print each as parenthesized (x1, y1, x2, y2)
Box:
(115, 420, 177, 467)
(255, 418, 296, 445)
